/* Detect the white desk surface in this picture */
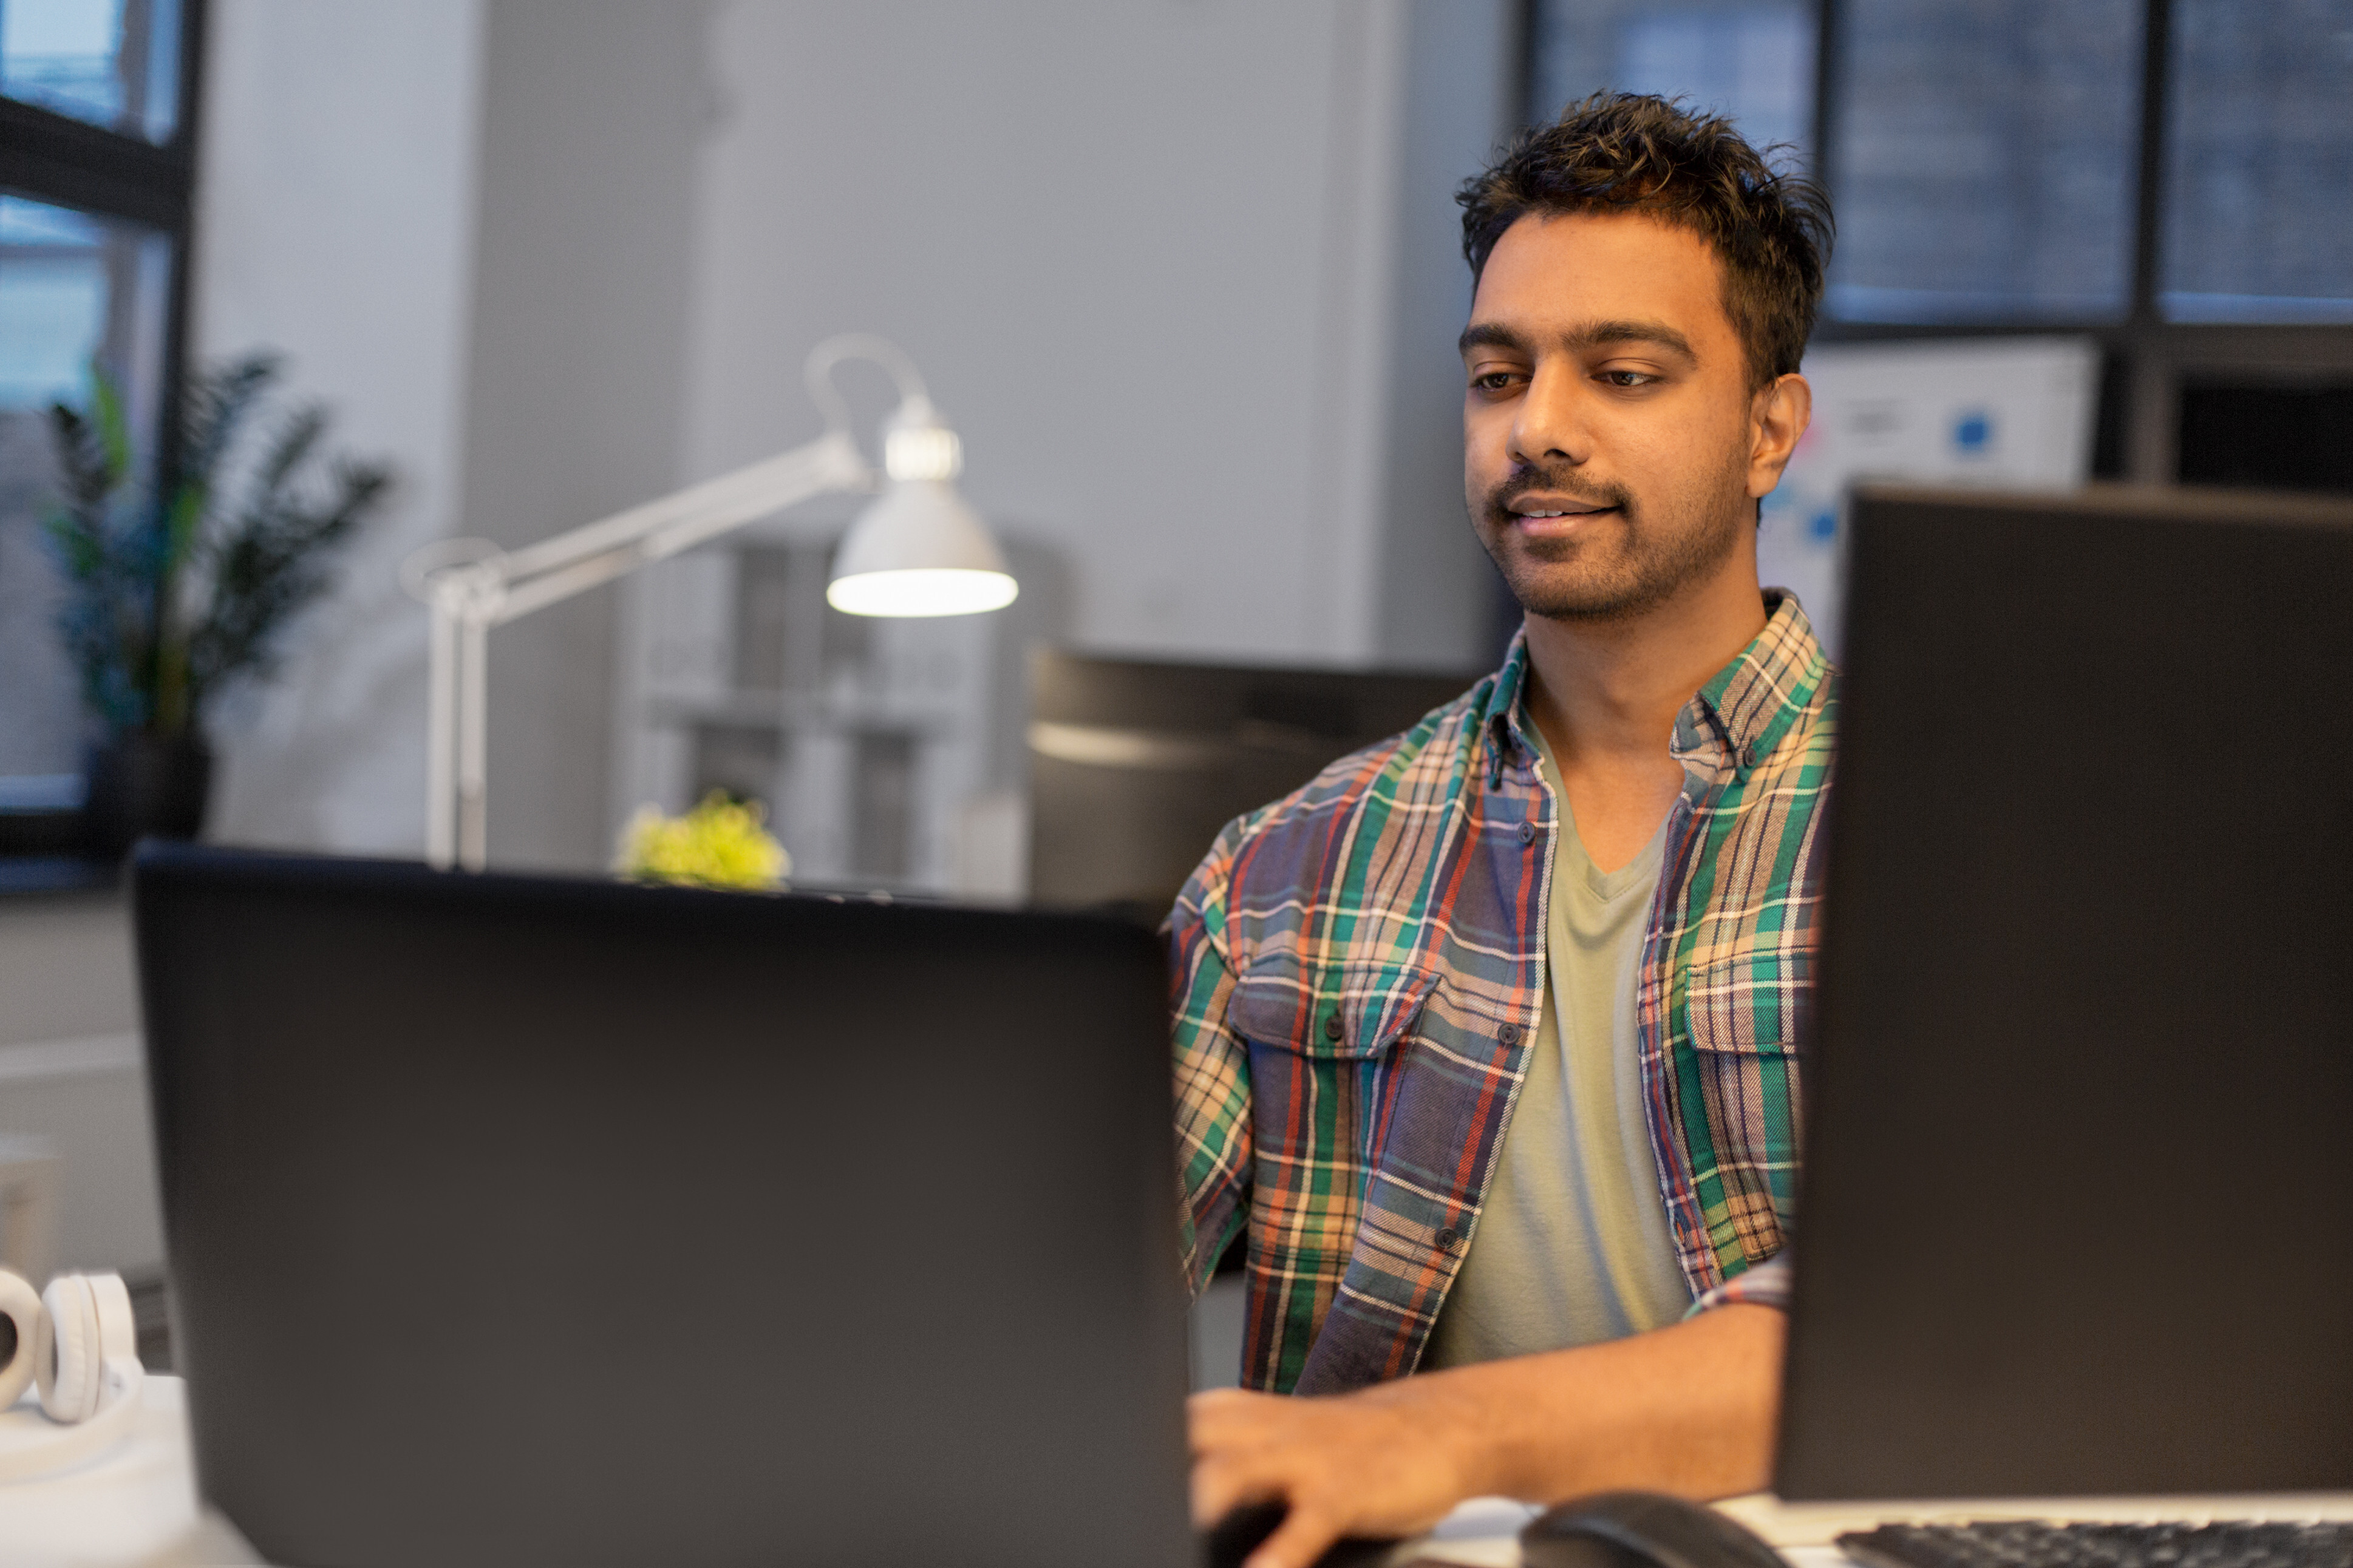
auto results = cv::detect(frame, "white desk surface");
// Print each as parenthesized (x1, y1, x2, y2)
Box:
(4, 1377, 2348, 1568)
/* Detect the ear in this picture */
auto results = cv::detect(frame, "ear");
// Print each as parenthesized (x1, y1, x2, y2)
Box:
(1746, 372, 1813, 500)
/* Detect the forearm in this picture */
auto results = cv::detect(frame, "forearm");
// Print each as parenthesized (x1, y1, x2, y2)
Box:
(1404, 1303, 1786, 1503)
(1188, 1305, 1785, 1567)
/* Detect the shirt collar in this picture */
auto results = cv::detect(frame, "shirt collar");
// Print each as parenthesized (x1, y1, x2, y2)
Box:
(1478, 591, 1832, 786)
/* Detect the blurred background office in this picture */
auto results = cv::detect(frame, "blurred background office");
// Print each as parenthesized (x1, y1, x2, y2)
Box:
(0, 0, 2347, 1314)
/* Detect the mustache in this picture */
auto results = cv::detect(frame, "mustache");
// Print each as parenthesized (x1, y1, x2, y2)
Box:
(1485, 463, 1632, 518)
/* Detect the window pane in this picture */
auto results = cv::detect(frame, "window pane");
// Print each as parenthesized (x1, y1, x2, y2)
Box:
(1, 0, 181, 142)
(0, 194, 172, 776)
(1530, 1, 1816, 168)
(2160, 0, 2353, 323)
(1827, 0, 2142, 322)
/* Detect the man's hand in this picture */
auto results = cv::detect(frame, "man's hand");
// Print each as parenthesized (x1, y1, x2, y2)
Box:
(1187, 1304, 1786, 1568)
(1189, 1378, 1490, 1568)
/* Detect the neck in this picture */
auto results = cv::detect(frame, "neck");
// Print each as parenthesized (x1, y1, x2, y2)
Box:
(1519, 543, 1769, 773)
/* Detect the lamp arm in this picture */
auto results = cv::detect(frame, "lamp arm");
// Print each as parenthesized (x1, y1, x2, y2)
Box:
(402, 331, 947, 872)
(404, 427, 868, 872)
(803, 333, 931, 441)
(492, 430, 867, 617)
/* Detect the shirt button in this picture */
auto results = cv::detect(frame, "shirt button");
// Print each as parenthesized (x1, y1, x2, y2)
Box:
(1739, 744, 1758, 769)
(1323, 1012, 1343, 1042)
(1516, 821, 1535, 846)
(1499, 1023, 1521, 1047)
(1435, 1227, 1460, 1252)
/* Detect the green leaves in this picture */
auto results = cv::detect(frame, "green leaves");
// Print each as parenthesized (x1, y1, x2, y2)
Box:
(41, 353, 395, 738)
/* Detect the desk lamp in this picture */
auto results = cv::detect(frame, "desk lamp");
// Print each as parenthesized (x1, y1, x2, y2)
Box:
(400, 334, 1016, 872)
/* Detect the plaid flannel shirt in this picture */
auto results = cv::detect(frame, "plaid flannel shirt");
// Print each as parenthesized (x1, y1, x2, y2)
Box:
(1169, 592, 1835, 1394)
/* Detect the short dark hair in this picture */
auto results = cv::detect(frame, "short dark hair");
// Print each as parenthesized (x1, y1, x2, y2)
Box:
(1457, 93, 1833, 393)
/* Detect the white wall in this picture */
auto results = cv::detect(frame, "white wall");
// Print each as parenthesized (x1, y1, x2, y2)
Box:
(673, 0, 1503, 672)
(197, 0, 486, 860)
(1374, 0, 1520, 671)
(458, 0, 718, 872)
(0, 895, 155, 1273)
(185, 0, 1514, 871)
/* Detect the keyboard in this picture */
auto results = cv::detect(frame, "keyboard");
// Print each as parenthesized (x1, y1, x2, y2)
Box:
(1839, 1522, 2353, 1568)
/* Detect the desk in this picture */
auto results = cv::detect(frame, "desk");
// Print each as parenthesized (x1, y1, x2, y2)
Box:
(0, 1375, 257, 1567)
(15, 1382, 2337, 1568)
(0, 1380, 1554, 1568)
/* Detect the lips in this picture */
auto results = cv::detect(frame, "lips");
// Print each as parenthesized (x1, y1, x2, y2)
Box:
(1508, 501, 1619, 529)
(1492, 473, 1632, 531)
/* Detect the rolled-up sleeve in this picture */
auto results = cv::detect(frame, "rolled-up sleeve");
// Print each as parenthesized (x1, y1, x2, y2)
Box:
(1686, 1251, 1791, 1315)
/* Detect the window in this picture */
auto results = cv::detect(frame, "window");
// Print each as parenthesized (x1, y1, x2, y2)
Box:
(1531, 1, 1817, 169)
(2159, 0, 2353, 323)
(0, 0, 203, 859)
(1524, 0, 2353, 488)
(1825, 0, 2144, 322)
(1, 0, 183, 142)
(0, 195, 172, 778)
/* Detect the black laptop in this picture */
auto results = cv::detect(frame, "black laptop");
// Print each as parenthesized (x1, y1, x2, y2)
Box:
(134, 846, 1194, 1568)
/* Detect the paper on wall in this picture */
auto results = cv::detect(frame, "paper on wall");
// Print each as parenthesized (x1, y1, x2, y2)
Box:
(1759, 336, 2100, 659)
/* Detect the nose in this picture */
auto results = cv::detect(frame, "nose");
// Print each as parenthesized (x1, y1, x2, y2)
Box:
(1509, 359, 1590, 469)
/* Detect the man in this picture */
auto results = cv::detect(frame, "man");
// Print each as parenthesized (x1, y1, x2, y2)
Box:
(1169, 95, 1835, 1568)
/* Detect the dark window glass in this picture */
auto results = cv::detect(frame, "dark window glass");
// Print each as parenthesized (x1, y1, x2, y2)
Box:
(0, 194, 173, 777)
(1827, 0, 2142, 322)
(1, 0, 182, 142)
(1530, 0, 1816, 168)
(2160, 0, 2353, 323)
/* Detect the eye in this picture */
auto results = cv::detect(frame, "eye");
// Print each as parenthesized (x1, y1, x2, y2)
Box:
(1471, 370, 1520, 393)
(1598, 369, 1655, 389)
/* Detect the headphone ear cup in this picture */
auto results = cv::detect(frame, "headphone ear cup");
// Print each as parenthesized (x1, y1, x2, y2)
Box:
(85, 1273, 135, 1365)
(35, 1274, 102, 1424)
(0, 1269, 37, 1410)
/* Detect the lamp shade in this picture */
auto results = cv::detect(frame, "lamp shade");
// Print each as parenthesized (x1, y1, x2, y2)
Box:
(826, 481, 1018, 616)
(826, 395, 1018, 617)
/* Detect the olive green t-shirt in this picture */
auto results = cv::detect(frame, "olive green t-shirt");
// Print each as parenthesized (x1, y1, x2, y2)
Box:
(1420, 730, 1694, 1368)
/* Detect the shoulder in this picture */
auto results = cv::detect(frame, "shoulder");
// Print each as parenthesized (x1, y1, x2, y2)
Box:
(1777, 659, 1839, 764)
(1169, 676, 1494, 942)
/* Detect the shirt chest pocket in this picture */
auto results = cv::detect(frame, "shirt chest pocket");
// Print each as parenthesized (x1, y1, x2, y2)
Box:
(1683, 946, 1810, 1228)
(1227, 952, 1442, 1060)
(1684, 947, 1811, 1059)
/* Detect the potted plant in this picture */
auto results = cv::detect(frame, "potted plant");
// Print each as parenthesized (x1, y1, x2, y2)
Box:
(44, 355, 392, 857)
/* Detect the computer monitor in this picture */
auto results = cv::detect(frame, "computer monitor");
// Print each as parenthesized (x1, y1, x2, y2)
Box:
(1027, 650, 1481, 913)
(1775, 483, 2353, 1500)
(133, 846, 1193, 1568)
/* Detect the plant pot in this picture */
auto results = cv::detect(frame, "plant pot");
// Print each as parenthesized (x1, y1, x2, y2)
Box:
(83, 731, 213, 860)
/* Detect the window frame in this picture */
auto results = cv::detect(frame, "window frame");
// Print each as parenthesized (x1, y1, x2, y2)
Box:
(0, 0, 208, 475)
(0, 1, 209, 872)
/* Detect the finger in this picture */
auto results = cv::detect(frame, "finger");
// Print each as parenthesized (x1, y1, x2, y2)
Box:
(1190, 1450, 1284, 1529)
(1245, 1500, 1344, 1568)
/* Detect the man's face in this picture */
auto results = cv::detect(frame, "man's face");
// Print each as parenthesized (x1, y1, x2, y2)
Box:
(1461, 211, 1771, 622)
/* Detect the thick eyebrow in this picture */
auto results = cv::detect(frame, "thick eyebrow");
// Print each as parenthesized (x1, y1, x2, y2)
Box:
(1458, 317, 1700, 365)
(1457, 322, 1531, 357)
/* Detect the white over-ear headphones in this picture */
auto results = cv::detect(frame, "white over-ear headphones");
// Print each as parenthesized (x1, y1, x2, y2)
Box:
(0, 1268, 145, 1482)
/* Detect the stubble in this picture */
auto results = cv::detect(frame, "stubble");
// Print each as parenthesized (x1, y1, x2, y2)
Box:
(1474, 436, 1752, 623)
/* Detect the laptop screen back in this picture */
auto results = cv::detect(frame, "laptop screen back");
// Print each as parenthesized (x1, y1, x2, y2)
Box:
(1775, 485, 2353, 1501)
(135, 847, 1193, 1568)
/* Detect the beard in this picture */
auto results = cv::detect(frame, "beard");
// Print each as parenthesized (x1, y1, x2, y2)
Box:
(1474, 443, 1751, 623)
